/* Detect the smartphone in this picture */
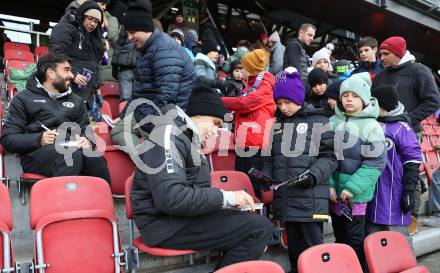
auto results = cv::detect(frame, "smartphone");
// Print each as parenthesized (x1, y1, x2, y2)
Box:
(248, 168, 275, 185)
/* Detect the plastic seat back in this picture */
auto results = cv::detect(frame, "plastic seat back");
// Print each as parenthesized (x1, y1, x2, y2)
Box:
(298, 243, 363, 273)
(204, 130, 236, 171)
(364, 231, 417, 273)
(100, 82, 120, 119)
(211, 171, 259, 202)
(34, 46, 49, 60)
(0, 183, 13, 271)
(4, 49, 35, 63)
(104, 149, 135, 196)
(125, 176, 134, 219)
(30, 176, 121, 273)
(214, 260, 284, 273)
(3, 42, 30, 52)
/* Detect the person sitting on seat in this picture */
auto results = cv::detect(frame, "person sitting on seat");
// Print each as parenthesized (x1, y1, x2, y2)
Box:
(131, 84, 275, 271)
(1, 54, 111, 184)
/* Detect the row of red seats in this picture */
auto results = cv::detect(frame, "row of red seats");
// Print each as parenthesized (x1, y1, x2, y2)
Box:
(0, 170, 269, 273)
(3, 42, 49, 99)
(297, 232, 429, 273)
(420, 115, 440, 184)
(1, 179, 428, 273)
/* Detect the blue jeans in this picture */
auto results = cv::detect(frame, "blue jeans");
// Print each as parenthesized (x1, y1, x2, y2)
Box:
(118, 69, 134, 100)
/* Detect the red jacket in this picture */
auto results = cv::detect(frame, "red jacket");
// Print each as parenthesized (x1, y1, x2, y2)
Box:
(222, 72, 276, 149)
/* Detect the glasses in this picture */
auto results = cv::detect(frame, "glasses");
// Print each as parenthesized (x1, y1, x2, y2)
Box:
(85, 16, 100, 25)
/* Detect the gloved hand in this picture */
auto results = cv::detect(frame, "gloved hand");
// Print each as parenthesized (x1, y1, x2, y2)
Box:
(294, 173, 316, 188)
(401, 191, 415, 213)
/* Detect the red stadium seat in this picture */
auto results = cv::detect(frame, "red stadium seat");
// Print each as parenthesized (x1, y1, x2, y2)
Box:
(124, 176, 194, 272)
(34, 46, 49, 60)
(101, 100, 113, 118)
(3, 42, 30, 53)
(0, 145, 8, 186)
(18, 172, 48, 205)
(93, 122, 135, 197)
(4, 49, 35, 63)
(94, 121, 114, 148)
(119, 100, 127, 114)
(298, 243, 363, 273)
(4, 59, 34, 83)
(100, 81, 120, 119)
(30, 176, 125, 273)
(104, 147, 135, 197)
(0, 183, 15, 273)
(213, 260, 284, 273)
(211, 171, 260, 203)
(204, 129, 236, 171)
(364, 231, 430, 273)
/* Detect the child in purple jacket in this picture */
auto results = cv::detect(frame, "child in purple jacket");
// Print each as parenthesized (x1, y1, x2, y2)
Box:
(366, 85, 422, 240)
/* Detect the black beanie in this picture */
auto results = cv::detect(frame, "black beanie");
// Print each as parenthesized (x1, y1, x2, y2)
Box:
(372, 84, 399, 112)
(326, 79, 343, 100)
(308, 68, 328, 88)
(202, 40, 220, 55)
(186, 84, 228, 119)
(123, 0, 154, 32)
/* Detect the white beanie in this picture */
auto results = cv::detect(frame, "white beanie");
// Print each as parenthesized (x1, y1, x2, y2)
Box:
(269, 31, 280, 43)
(84, 8, 102, 23)
(312, 43, 334, 71)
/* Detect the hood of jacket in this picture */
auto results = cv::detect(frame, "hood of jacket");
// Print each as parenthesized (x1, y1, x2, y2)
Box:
(25, 76, 72, 100)
(195, 52, 216, 70)
(334, 97, 380, 120)
(75, 1, 104, 28)
(386, 50, 416, 71)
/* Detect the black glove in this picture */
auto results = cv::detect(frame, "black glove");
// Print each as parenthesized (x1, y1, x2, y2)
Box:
(401, 191, 415, 213)
(294, 172, 316, 188)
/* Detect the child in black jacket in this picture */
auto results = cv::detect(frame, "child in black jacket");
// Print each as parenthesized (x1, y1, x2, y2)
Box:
(263, 67, 338, 273)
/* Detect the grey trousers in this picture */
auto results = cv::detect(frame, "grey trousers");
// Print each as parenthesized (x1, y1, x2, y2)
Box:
(111, 113, 147, 157)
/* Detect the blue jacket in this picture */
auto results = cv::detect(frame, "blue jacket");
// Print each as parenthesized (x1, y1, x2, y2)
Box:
(351, 60, 383, 80)
(124, 29, 196, 131)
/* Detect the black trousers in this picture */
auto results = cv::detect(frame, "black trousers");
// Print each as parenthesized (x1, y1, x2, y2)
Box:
(331, 214, 366, 270)
(285, 221, 323, 273)
(21, 144, 111, 184)
(157, 210, 274, 270)
(235, 148, 265, 199)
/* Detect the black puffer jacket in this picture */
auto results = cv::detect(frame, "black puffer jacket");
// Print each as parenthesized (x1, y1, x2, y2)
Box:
(1, 77, 90, 155)
(262, 104, 337, 222)
(283, 38, 310, 81)
(372, 53, 440, 133)
(131, 105, 223, 246)
(124, 29, 196, 132)
(49, 1, 104, 103)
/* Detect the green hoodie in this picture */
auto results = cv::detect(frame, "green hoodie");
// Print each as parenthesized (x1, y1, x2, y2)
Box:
(329, 96, 386, 203)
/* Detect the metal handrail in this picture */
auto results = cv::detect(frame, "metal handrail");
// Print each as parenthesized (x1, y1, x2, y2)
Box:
(0, 25, 50, 47)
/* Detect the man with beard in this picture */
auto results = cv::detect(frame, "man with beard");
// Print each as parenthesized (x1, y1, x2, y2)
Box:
(1, 54, 111, 183)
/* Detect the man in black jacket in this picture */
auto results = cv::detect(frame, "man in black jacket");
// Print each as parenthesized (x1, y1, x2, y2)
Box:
(372, 36, 440, 133)
(131, 84, 274, 270)
(372, 36, 440, 235)
(1, 54, 110, 183)
(283, 23, 316, 82)
(111, 0, 195, 156)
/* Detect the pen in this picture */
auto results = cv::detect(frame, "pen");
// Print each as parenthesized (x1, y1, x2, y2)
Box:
(36, 121, 52, 132)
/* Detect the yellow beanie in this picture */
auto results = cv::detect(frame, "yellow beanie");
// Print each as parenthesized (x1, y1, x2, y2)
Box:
(241, 49, 270, 75)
